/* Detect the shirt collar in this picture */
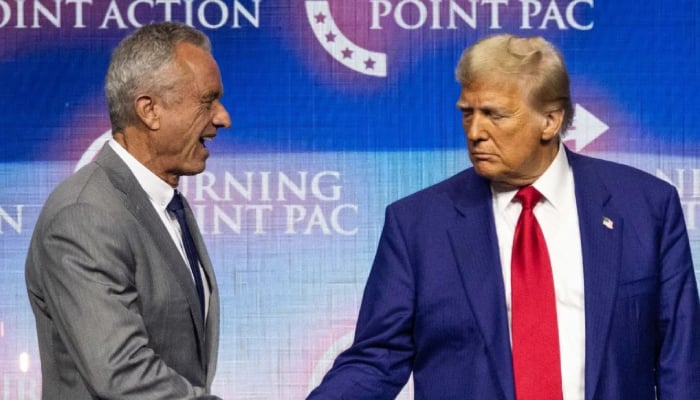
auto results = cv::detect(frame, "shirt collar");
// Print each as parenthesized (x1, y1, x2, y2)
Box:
(492, 141, 571, 212)
(108, 139, 175, 210)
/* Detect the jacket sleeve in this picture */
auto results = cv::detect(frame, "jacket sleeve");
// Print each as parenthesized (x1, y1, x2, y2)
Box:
(307, 206, 415, 399)
(29, 202, 211, 399)
(654, 188, 700, 399)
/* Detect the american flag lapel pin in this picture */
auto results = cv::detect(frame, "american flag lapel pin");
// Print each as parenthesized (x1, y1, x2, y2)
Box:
(602, 217, 614, 230)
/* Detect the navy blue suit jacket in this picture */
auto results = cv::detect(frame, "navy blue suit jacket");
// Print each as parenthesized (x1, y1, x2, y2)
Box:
(308, 149, 700, 399)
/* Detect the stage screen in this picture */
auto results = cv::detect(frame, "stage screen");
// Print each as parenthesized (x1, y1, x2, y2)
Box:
(0, 1, 698, 398)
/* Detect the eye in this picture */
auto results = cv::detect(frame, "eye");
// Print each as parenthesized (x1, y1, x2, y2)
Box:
(201, 92, 221, 110)
(484, 109, 504, 120)
(202, 100, 214, 110)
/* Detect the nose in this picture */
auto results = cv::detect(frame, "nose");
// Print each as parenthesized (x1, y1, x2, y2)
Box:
(464, 110, 489, 143)
(213, 101, 231, 129)
(464, 113, 487, 142)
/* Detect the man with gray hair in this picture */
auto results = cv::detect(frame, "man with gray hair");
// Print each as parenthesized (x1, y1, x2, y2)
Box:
(307, 34, 700, 399)
(26, 22, 230, 399)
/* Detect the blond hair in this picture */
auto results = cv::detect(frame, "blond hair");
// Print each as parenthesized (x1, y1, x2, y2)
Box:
(455, 34, 574, 134)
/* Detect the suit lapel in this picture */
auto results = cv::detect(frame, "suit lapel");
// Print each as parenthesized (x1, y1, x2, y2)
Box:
(446, 153, 625, 400)
(95, 144, 208, 365)
(447, 172, 515, 400)
(568, 151, 623, 400)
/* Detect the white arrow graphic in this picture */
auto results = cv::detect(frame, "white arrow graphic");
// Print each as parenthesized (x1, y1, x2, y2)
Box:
(305, 0, 387, 77)
(564, 104, 609, 151)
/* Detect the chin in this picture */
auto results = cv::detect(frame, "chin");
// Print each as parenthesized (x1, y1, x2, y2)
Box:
(180, 163, 207, 176)
(473, 166, 515, 189)
(472, 164, 496, 180)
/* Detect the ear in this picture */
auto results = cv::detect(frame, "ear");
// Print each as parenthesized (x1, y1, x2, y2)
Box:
(541, 108, 564, 141)
(134, 95, 160, 130)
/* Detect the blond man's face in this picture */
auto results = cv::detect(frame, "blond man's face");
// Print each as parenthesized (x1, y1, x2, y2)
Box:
(456, 77, 560, 190)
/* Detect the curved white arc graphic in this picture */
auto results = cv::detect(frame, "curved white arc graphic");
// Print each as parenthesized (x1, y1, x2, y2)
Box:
(75, 130, 112, 172)
(305, 1, 387, 77)
(308, 331, 354, 390)
(308, 330, 413, 398)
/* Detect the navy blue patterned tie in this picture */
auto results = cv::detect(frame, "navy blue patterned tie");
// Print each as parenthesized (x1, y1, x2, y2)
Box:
(167, 190, 205, 319)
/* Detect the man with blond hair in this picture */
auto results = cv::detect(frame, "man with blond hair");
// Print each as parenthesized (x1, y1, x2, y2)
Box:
(307, 34, 700, 400)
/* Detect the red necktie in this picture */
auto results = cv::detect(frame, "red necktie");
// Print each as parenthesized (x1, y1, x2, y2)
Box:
(511, 186, 563, 400)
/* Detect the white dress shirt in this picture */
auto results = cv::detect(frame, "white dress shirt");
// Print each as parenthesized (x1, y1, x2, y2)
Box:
(491, 142, 585, 400)
(109, 139, 211, 320)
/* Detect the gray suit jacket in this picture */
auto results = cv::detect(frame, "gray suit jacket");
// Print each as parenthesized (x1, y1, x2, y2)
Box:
(25, 144, 221, 399)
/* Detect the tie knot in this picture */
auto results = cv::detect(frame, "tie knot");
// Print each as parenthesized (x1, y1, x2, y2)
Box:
(167, 191, 185, 213)
(514, 186, 543, 210)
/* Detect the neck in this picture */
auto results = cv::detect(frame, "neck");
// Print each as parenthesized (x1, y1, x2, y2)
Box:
(113, 129, 180, 188)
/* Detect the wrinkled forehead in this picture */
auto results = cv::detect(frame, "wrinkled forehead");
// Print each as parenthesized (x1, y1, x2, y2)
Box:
(173, 43, 223, 85)
(174, 42, 216, 70)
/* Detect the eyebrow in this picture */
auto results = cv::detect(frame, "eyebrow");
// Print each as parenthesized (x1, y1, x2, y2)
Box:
(456, 102, 471, 111)
(201, 90, 222, 102)
(457, 101, 511, 113)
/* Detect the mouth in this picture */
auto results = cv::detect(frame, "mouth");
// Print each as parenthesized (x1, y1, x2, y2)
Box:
(199, 135, 215, 148)
(470, 152, 493, 161)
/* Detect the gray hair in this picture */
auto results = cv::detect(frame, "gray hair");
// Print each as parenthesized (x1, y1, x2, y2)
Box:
(105, 22, 211, 132)
(455, 34, 574, 134)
